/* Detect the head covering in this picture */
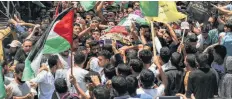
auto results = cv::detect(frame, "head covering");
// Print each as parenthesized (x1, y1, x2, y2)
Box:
(8, 40, 22, 47)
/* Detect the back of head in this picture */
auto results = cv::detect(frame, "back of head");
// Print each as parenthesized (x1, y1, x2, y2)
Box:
(15, 63, 25, 74)
(74, 52, 86, 65)
(93, 86, 110, 99)
(186, 54, 196, 68)
(48, 55, 59, 69)
(126, 49, 138, 63)
(196, 53, 209, 68)
(84, 71, 101, 83)
(126, 75, 138, 97)
(112, 76, 128, 95)
(139, 49, 153, 64)
(89, 40, 99, 48)
(171, 52, 182, 67)
(129, 58, 143, 73)
(139, 69, 155, 89)
(117, 64, 132, 77)
(213, 45, 227, 65)
(102, 44, 113, 54)
(98, 50, 112, 60)
(54, 78, 68, 93)
(160, 47, 171, 63)
(104, 63, 116, 80)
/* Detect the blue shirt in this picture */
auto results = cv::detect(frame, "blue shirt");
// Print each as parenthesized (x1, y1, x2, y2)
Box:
(221, 32, 232, 56)
(226, 4, 232, 11)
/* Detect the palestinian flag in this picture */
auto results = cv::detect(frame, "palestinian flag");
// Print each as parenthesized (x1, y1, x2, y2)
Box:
(22, 8, 74, 81)
(0, 65, 6, 99)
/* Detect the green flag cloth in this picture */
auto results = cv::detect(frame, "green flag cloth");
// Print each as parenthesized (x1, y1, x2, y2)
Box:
(140, 1, 159, 17)
(0, 65, 6, 99)
(80, 1, 96, 11)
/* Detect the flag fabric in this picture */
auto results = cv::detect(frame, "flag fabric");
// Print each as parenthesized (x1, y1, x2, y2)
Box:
(118, 14, 148, 26)
(109, 26, 129, 36)
(32, 1, 46, 8)
(54, 2, 60, 18)
(144, 1, 187, 23)
(140, 1, 159, 17)
(80, 1, 96, 11)
(22, 8, 74, 81)
(0, 65, 6, 99)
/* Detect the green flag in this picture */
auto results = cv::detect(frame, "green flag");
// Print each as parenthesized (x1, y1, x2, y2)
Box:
(140, 1, 159, 17)
(80, 1, 96, 11)
(0, 65, 6, 99)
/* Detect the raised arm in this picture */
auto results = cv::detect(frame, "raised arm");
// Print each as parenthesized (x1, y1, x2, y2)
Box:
(163, 22, 179, 44)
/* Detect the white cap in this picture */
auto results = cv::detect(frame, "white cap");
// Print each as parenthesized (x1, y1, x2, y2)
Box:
(8, 40, 22, 47)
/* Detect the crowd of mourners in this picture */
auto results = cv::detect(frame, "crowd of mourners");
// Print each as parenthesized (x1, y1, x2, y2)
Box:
(1, 1, 232, 99)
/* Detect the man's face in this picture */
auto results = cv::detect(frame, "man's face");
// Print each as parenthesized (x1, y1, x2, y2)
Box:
(23, 41, 32, 54)
(85, 15, 92, 22)
(91, 45, 100, 54)
(73, 38, 79, 49)
(224, 26, 231, 32)
(108, 22, 115, 27)
(61, 50, 69, 57)
(98, 56, 109, 67)
(163, 33, 172, 42)
(91, 20, 100, 27)
(107, 12, 115, 19)
(10, 47, 17, 53)
(92, 31, 100, 40)
(133, 2, 140, 9)
(73, 25, 81, 35)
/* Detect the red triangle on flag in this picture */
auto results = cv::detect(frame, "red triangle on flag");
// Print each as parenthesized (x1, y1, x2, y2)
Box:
(53, 9, 74, 45)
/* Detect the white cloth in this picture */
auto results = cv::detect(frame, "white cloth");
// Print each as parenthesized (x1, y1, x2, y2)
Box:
(66, 66, 89, 93)
(89, 57, 103, 74)
(55, 69, 68, 80)
(31, 70, 55, 99)
(161, 61, 172, 72)
(136, 84, 165, 98)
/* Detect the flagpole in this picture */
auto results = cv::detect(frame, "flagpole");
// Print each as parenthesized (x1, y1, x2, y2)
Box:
(71, 47, 73, 76)
(151, 21, 156, 56)
(180, 17, 187, 52)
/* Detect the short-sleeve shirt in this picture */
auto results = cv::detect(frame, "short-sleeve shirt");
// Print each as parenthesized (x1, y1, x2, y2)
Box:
(7, 80, 32, 98)
(136, 84, 165, 98)
(221, 32, 232, 56)
(31, 70, 55, 99)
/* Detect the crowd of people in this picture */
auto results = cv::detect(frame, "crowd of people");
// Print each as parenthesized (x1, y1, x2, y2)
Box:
(1, 1, 232, 99)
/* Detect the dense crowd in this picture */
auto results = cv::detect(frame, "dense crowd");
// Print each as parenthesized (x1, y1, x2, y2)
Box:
(1, 1, 232, 99)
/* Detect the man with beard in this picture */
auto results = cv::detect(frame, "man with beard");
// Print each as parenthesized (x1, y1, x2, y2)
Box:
(4, 40, 21, 66)
(7, 63, 37, 98)
(13, 39, 33, 65)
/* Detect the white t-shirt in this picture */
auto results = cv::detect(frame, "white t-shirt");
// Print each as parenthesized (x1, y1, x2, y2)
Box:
(89, 57, 103, 74)
(31, 70, 55, 99)
(66, 66, 89, 93)
(7, 80, 37, 98)
(136, 84, 165, 98)
(55, 69, 68, 80)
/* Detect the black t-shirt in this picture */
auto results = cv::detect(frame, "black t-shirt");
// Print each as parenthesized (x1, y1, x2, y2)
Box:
(186, 68, 218, 99)
(14, 48, 28, 63)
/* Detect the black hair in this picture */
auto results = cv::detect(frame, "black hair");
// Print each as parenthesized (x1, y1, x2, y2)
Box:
(88, 40, 99, 48)
(112, 76, 128, 95)
(139, 49, 153, 64)
(117, 64, 132, 77)
(15, 63, 25, 74)
(186, 54, 196, 69)
(126, 75, 138, 97)
(48, 55, 59, 69)
(139, 69, 155, 89)
(98, 50, 112, 60)
(54, 78, 68, 93)
(225, 21, 232, 30)
(129, 59, 143, 73)
(77, 46, 87, 52)
(74, 52, 86, 65)
(160, 47, 171, 63)
(126, 49, 138, 63)
(92, 16, 101, 22)
(73, 23, 80, 26)
(84, 71, 101, 83)
(102, 44, 113, 54)
(104, 63, 116, 80)
(213, 45, 227, 65)
(196, 53, 209, 68)
(93, 86, 110, 99)
(91, 29, 100, 33)
(171, 52, 182, 68)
